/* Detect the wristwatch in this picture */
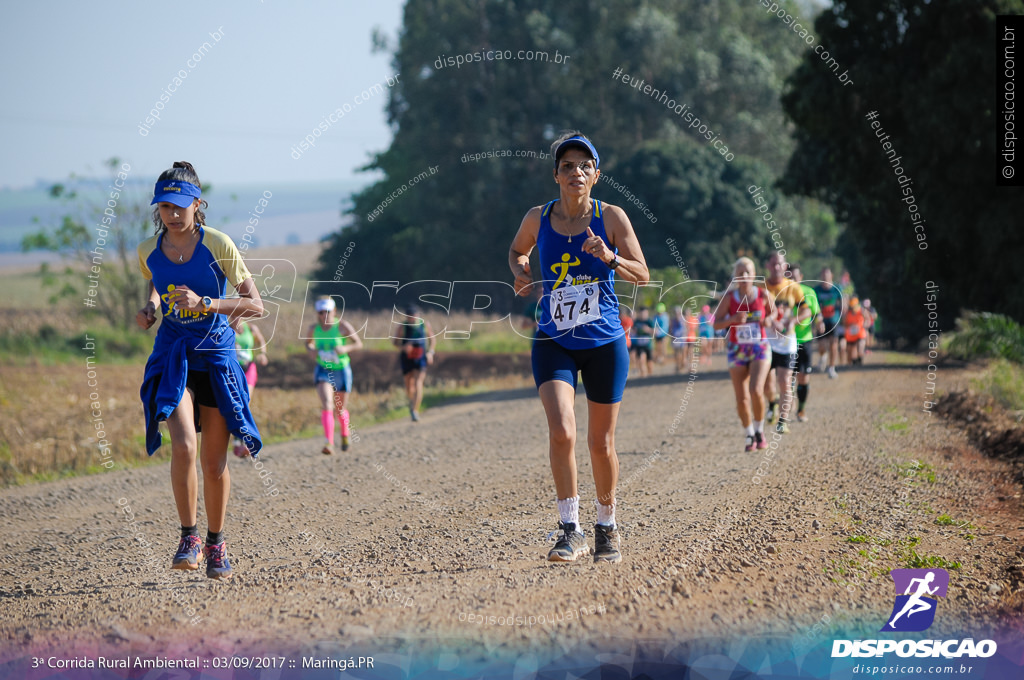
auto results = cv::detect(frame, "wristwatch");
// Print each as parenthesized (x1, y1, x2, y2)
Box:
(607, 257, 620, 270)
(201, 296, 213, 313)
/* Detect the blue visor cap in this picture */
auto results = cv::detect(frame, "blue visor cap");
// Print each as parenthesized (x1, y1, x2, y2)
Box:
(151, 180, 202, 207)
(554, 136, 600, 169)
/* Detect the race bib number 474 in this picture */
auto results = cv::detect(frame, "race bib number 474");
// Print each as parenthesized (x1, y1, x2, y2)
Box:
(550, 283, 602, 331)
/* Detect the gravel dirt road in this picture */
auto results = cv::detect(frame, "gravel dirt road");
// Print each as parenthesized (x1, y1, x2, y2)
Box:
(1, 352, 1021, 671)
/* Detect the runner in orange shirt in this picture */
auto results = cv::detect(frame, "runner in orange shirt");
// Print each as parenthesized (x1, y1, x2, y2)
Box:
(843, 297, 868, 366)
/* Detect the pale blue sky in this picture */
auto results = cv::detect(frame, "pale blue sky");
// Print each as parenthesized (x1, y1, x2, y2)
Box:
(0, 1, 405, 189)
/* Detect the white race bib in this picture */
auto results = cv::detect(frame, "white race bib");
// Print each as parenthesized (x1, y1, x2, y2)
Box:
(734, 322, 761, 345)
(768, 332, 798, 355)
(318, 350, 338, 364)
(550, 283, 601, 331)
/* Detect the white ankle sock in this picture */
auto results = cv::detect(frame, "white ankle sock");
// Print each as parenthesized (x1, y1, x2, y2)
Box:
(595, 500, 615, 527)
(745, 424, 755, 437)
(754, 419, 764, 433)
(556, 496, 580, 528)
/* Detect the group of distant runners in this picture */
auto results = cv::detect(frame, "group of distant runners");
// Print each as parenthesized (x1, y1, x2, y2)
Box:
(136, 136, 875, 577)
(610, 255, 872, 454)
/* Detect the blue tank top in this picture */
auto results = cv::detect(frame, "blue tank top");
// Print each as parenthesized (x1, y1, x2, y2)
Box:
(535, 199, 624, 349)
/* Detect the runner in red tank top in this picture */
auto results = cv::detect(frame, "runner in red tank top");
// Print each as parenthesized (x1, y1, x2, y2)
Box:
(713, 257, 776, 452)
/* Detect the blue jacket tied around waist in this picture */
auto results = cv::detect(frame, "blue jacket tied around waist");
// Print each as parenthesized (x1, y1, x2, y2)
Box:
(140, 319, 263, 458)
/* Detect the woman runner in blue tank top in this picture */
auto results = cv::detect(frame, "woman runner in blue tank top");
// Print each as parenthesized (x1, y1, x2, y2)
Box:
(135, 162, 265, 581)
(508, 132, 649, 564)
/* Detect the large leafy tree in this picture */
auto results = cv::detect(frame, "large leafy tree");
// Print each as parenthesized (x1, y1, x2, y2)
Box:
(781, 0, 1024, 340)
(317, 0, 824, 307)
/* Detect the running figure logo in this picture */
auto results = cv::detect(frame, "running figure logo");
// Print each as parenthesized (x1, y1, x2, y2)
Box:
(881, 568, 949, 632)
(551, 253, 581, 288)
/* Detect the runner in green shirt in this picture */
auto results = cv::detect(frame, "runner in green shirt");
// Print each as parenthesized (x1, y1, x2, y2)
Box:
(789, 264, 820, 422)
(306, 297, 363, 454)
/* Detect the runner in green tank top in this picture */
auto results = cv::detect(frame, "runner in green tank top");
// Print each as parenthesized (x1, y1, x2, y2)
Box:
(313, 323, 351, 370)
(231, 319, 268, 457)
(306, 297, 362, 454)
(789, 264, 820, 422)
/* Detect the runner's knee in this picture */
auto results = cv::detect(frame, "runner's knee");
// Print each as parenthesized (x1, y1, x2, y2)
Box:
(200, 452, 228, 478)
(588, 433, 614, 459)
(170, 438, 198, 461)
(549, 423, 575, 448)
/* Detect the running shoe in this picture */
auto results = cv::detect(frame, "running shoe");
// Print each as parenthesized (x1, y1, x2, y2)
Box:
(755, 431, 768, 450)
(744, 435, 756, 452)
(766, 403, 777, 425)
(172, 535, 202, 571)
(775, 420, 790, 434)
(203, 542, 233, 580)
(593, 523, 622, 563)
(321, 445, 333, 456)
(340, 435, 350, 452)
(797, 411, 808, 423)
(547, 522, 589, 562)
(827, 366, 838, 379)
(410, 409, 420, 422)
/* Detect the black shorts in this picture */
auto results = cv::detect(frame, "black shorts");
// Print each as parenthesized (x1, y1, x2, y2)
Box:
(770, 349, 799, 371)
(631, 343, 652, 359)
(796, 343, 814, 374)
(820, 318, 842, 339)
(399, 354, 428, 375)
(186, 370, 218, 408)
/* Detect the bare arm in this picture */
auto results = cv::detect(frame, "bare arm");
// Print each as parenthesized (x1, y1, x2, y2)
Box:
(337, 320, 363, 353)
(136, 280, 161, 330)
(306, 324, 319, 357)
(424, 320, 437, 365)
(250, 323, 269, 365)
(712, 314, 736, 332)
(249, 323, 266, 346)
(509, 207, 542, 296)
(166, 277, 265, 321)
(592, 204, 649, 286)
(712, 293, 739, 331)
(761, 284, 777, 324)
(424, 320, 437, 353)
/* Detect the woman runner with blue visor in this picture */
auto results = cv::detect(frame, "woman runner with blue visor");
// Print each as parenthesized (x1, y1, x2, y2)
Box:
(508, 132, 649, 564)
(136, 161, 265, 581)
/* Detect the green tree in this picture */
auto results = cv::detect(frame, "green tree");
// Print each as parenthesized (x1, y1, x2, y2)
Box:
(607, 136, 775, 282)
(781, 0, 1024, 340)
(316, 0, 825, 306)
(21, 158, 150, 329)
